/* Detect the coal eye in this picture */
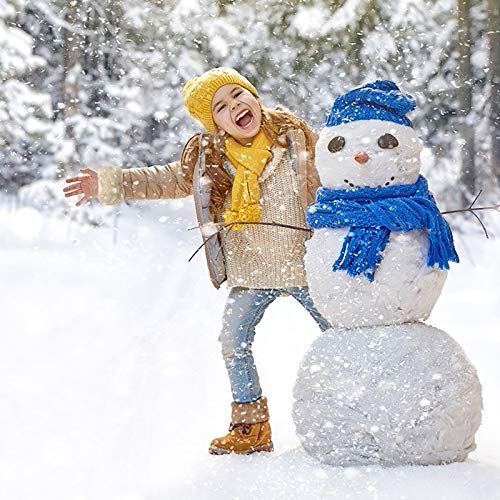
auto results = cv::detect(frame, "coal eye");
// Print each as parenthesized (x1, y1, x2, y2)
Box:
(378, 133, 399, 149)
(328, 136, 345, 153)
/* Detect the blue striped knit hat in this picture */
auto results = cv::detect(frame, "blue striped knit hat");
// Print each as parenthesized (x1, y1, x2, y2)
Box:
(325, 80, 416, 128)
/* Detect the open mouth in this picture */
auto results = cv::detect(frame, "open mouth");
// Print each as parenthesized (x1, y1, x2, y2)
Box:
(235, 109, 254, 129)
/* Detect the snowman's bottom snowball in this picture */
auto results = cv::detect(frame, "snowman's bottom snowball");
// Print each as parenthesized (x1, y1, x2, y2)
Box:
(293, 322, 482, 466)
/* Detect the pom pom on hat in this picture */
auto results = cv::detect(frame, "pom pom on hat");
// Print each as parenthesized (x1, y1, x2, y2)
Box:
(182, 67, 259, 132)
(325, 80, 416, 128)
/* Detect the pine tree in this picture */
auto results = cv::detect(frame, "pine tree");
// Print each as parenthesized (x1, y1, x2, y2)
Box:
(0, 0, 56, 192)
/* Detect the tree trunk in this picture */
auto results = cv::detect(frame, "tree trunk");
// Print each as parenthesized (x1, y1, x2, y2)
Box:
(62, 3, 79, 119)
(488, 0, 500, 185)
(456, 0, 476, 200)
(61, 2, 80, 174)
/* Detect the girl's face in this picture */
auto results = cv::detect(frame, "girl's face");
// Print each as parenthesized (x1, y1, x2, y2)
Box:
(211, 84, 262, 144)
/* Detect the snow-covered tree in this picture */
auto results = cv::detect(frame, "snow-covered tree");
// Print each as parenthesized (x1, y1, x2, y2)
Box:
(2, 0, 497, 202)
(0, 0, 56, 192)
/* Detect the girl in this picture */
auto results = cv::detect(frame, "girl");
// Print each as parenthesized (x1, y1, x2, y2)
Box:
(64, 67, 331, 455)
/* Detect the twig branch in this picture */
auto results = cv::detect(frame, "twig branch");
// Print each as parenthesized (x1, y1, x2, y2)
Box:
(470, 210, 490, 239)
(187, 191, 500, 262)
(187, 230, 222, 262)
(441, 190, 500, 239)
(187, 221, 312, 262)
(187, 220, 312, 233)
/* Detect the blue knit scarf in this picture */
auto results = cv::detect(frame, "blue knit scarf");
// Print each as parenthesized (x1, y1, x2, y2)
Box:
(306, 175, 459, 282)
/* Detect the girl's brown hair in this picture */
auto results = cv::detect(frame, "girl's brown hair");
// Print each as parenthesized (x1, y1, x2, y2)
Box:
(205, 105, 316, 215)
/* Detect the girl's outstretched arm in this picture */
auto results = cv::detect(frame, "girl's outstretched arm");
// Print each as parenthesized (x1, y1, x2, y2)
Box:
(63, 134, 200, 207)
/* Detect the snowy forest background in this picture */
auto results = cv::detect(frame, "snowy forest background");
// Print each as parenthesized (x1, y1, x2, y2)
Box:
(1, 0, 499, 213)
(2, 2, 500, 498)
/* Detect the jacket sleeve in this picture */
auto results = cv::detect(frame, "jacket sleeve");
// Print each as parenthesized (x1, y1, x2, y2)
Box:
(97, 134, 200, 205)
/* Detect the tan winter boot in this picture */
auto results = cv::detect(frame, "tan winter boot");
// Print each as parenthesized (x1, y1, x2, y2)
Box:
(209, 396, 274, 455)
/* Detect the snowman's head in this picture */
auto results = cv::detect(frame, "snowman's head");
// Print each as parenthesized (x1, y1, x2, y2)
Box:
(316, 120, 423, 190)
(316, 80, 423, 190)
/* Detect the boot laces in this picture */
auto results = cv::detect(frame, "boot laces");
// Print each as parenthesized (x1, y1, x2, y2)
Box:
(229, 422, 253, 435)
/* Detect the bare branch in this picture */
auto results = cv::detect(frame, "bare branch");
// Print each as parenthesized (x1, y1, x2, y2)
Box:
(187, 220, 312, 262)
(188, 220, 313, 234)
(441, 192, 500, 215)
(470, 211, 490, 239)
(187, 230, 221, 263)
(441, 191, 500, 238)
(187, 192, 500, 263)
(468, 189, 483, 209)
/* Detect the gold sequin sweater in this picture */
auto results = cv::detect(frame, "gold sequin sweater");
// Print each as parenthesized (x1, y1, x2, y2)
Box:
(217, 145, 309, 289)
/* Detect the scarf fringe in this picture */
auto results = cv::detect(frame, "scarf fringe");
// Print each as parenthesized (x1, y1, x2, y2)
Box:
(224, 203, 262, 230)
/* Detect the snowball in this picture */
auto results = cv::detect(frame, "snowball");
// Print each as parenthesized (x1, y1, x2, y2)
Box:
(293, 322, 482, 466)
(200, 222, 219, 238)
(305, 228, 448, 328)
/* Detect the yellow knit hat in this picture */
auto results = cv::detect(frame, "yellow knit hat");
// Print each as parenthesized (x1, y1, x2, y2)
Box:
(181, 67, 259, 132)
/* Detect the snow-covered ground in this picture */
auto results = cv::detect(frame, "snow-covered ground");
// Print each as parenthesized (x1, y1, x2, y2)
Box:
(1, 196, 500, 500)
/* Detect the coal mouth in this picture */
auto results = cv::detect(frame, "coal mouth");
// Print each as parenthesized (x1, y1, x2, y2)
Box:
(343, 176, 396, 189)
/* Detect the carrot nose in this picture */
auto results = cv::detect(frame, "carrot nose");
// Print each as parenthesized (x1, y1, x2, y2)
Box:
(354, 152, 369, 163)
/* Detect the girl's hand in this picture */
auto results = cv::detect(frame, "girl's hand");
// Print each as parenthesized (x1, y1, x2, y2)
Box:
(63, 168, 98, 207)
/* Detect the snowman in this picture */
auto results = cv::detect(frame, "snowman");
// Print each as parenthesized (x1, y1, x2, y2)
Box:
(293, 81, 482, 466)
(304, 80, 459, 329)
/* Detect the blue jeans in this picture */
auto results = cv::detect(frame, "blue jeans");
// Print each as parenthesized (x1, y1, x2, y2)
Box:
(218, 286, 331, 404)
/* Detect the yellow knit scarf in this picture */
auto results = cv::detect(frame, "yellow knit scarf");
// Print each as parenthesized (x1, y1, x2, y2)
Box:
(223, 129, 273, 230)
